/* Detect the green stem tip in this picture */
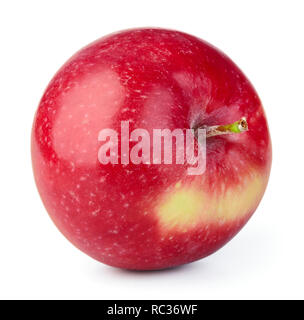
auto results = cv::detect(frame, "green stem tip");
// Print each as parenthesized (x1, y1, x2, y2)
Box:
(203, 117, 248, 138)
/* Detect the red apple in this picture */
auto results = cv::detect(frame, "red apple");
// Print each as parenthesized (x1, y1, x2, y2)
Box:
(31, 28, 271, 270)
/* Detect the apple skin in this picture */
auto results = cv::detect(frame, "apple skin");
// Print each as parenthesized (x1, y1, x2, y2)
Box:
(32, 28, 271, 270)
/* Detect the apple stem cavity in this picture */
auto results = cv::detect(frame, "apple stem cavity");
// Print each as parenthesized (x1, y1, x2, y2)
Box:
(196, 117, 248, 138)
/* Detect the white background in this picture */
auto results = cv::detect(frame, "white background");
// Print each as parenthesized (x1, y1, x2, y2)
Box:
(0, 0, 303, 300)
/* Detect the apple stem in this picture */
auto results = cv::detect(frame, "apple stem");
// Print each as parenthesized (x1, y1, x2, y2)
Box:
(197, 117, 249, 138)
